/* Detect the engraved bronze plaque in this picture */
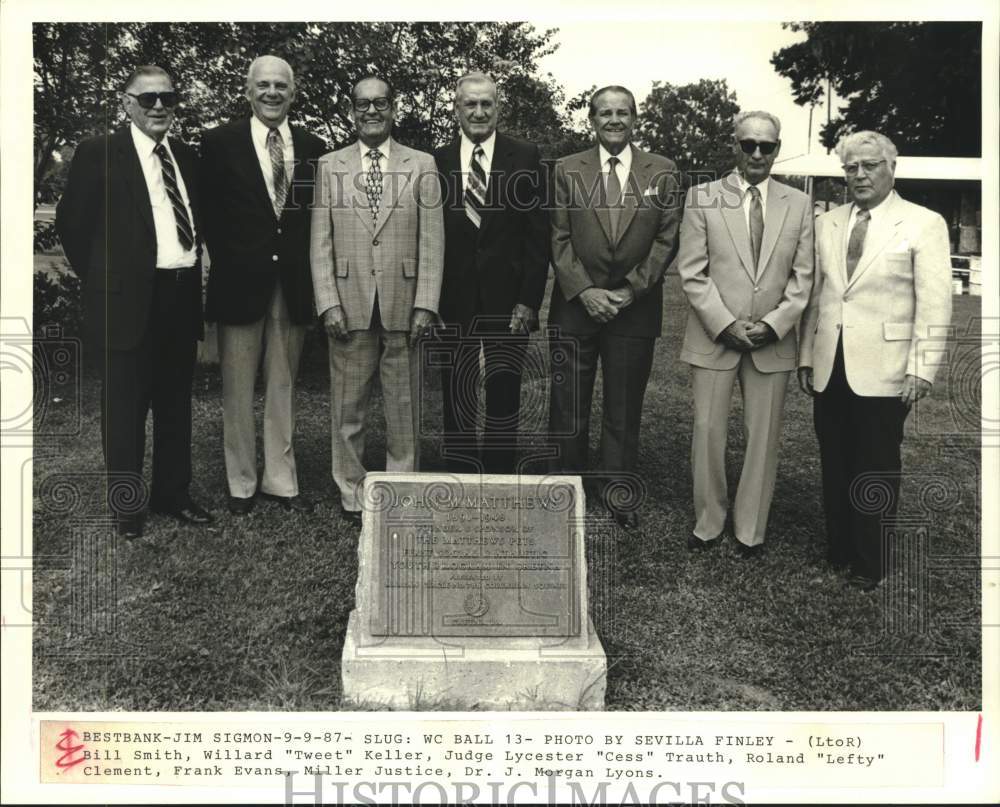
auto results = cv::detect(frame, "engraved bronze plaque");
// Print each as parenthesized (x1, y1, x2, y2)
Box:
(368, 478, 580, 637)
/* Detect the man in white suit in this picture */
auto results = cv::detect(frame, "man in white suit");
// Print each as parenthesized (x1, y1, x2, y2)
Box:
(798, 130, 953, 591)
(677, 110, 813, 558)
(310, 76, 444, 525)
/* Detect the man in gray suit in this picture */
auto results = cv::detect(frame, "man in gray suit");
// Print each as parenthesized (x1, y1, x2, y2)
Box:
(310, 76, 443, 525)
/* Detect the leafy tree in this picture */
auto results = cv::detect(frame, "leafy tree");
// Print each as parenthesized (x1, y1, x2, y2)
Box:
(770, 21, 981, 156)
(636, 79, 741, 180)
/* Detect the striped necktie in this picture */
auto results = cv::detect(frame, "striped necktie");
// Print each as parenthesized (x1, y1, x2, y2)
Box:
(606, 156, 622, 241)
(153, 143, 194, 251)
(267, 128, 288, 218)
(465, 144, 487, 228)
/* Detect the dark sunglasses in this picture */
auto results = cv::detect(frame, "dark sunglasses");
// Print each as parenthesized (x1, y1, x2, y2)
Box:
(126, 91, 181, 109)
(738, 138, 779, 156)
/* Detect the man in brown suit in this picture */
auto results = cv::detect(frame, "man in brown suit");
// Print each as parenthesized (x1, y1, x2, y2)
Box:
(548, 85, 682, 529)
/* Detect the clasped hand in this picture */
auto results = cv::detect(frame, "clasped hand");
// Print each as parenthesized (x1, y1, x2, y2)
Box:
(579, 286, 635, 324)
(720, 319, 775, 351)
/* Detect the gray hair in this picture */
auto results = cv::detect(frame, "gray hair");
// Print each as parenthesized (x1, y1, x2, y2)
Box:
(455, 71, 498, 100)
(245, 55, 295, 91)
(733, 110, 781, 138)
(835, 130, 898, 165)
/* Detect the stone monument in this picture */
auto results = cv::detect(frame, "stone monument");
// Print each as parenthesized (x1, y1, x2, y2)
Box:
(341, 472, 607, 709)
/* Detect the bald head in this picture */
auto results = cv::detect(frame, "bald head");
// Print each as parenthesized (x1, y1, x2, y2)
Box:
(245, 55, 296, 127)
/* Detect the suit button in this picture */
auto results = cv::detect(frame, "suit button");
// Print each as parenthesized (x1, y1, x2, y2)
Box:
(753, 286, 760, 292)
(276, 227, 282, 234)
(272, 255, 278, 261)
(373, 239, 380, 246)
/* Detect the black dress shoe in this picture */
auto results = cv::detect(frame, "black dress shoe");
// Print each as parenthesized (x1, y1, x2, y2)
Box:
(847, 574, 881, 592)
(610, 508, 639, 530)
(735, 541, 763, 559)
(117, 515, 144, 540)
(340, 507, 363, 527)
(687, 532, 721, 551)
(155, 496, 215, 526)
(227, 495, 255, 515)
(261, 492, 314, 513)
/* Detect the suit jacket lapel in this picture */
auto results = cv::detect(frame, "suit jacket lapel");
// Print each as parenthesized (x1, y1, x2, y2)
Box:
(442, 138, 463, 212)
(339, 145, 374, 235)
(719, 174, 756, 280)
(847, 194, 904, 288)
(757, 182, 789, 278)
(480, 133, 513, 239)
(238, 119, 278, 219)
(614, 144, 645, 245)
(115, 129, 156, 239)
(373, 140, 409, 239)
(580, 147, 613, 245)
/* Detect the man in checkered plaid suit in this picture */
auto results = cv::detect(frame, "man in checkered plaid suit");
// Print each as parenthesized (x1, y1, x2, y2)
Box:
(310, 75, 444, 525)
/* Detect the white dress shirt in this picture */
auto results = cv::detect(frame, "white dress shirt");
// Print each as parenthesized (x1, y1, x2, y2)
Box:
(250, 115, 294, 208)
(845, 189, 896, 256)
(599, 143, 631, 192)
(734, 173, 770, 234)
(459, 131, 496, 192)
(130, 123, 197, 268)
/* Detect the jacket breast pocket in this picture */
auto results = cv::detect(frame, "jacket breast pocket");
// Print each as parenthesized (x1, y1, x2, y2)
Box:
(336, 259, 349, 278)
(402, 258, 417, 279)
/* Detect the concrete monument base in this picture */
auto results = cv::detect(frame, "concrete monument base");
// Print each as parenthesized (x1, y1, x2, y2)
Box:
(341, 610, 607, 710)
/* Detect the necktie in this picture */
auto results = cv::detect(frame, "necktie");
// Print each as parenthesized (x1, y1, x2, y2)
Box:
(267, 128, 288, 218)
(365, 148, 383, 227)
(465, 144, 487, 228)
(846, 209, 871, 280)
(606, 156, 622, 241)
(748, 184, 764, 271)
(153, 143, 194, 251)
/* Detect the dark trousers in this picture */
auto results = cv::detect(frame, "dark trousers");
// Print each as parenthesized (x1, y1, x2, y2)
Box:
(548, 328, 655, 495)
(440, 321, 528, 474)
(813, 339, 909, 581)
(97, 269, 198, 514)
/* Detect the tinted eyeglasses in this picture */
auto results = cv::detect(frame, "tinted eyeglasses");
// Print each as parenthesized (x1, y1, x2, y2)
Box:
(842, 160, 887, 176)
(353, 97, 392, 112)
(738, 139, 779, 156)
(126, 91, 181, 109)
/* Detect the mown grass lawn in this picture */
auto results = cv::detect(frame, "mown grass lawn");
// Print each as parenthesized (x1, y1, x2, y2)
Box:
(32, 275, 983, 711)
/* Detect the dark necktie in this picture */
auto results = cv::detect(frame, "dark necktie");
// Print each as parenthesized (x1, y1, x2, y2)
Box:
(153, 143, 194, 251)
(366, 148, 383, 227)
(267, 128, 288, 218)
(606, 156, 622, 241)
(748, 184, 764, 271)
(465, 144, 487, 228)
(846, 209, 871, 280)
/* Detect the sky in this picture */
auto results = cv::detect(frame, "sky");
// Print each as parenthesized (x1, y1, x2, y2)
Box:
(536, 20, 832, 160)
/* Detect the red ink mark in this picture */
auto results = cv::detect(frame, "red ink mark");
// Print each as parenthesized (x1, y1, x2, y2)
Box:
(975, 714, 983, 762)
(55, 728, 86, 771)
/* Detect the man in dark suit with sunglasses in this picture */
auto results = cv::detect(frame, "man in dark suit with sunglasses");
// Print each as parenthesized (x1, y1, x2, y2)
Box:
(201, 55, 326, 516)
(677, 110, 813, 558)
(56, 65, 214, 539)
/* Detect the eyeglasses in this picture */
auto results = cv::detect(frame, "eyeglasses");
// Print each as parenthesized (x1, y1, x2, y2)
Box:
(738, 139, 779, 156)
(353, 97, 391, 112)
(842, 160, 887, 176)
(125, 91, 181, 109)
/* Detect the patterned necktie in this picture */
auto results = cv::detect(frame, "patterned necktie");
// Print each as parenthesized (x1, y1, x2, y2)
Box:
(267, 128, 288, 218)
(606, 156, 622, 241)
(748, 184, 764, 270)
(465, 144, 487, 228)
(153, 143, 194, 251)
(846, 209, 871, 280)
(366, 148, 383, 227)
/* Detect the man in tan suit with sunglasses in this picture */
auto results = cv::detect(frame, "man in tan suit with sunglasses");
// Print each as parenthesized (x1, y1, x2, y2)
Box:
(678, 110, 813, 558)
